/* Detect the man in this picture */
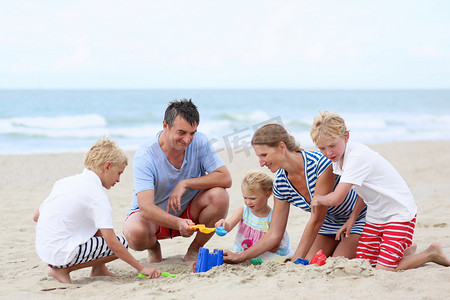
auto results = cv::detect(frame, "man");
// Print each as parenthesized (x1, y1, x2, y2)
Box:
(123, 99, 231, 262)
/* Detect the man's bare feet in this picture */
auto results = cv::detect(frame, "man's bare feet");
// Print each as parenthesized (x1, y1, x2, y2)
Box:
(90, 264, 118, 278)
(427, 242, 450, 267)
(184, 247, 199, 262)
(147, 241, 162, 263)
(49, 267, 71, 284)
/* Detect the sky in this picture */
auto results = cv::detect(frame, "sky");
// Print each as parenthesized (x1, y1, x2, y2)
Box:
(1, 0, 449, 89)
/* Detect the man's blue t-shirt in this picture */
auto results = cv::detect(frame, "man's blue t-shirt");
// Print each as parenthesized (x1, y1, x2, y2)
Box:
(128, 131, 225, 217)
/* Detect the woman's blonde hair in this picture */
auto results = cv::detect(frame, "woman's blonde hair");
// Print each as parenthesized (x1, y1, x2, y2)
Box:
(84, 137, 128, 171)
(251, 123, 301, 152)
(310, 111, 348, 144)
(242, 171, 273, 195)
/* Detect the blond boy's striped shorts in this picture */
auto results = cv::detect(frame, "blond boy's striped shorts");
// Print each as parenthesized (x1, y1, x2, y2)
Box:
(356, 215, 416, 268)
(49, 236, 127, 268)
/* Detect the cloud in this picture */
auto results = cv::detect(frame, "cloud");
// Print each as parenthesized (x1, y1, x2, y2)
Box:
(10, 63, 40, 75)
(408, 44, 447, 60)
(1, 0, 450, 88)
(53, 42, 93, 71)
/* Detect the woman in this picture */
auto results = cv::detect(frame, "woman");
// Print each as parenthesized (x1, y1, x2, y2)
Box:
(223, 123, 366, 264)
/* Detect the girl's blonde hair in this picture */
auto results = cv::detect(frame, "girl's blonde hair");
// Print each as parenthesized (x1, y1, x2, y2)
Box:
(242, 171, 273, 195)
(251, 123, 302, 152)
(84, 137, 128, 171)
(310, 111, 348, 144)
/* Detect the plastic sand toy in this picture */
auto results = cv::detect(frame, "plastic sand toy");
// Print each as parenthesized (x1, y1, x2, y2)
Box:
(293, 258, 309, 265)
(310, 250, 327, 266)
(138, 272, 177, 278)
(190, 224, 216, 234)
(215, 226, 227, 236)
(190, 224, 228, 236)
(193, 247, 223, 273)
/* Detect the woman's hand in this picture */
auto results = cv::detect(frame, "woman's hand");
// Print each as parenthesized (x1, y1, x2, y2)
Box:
(223, 250, 245, 264)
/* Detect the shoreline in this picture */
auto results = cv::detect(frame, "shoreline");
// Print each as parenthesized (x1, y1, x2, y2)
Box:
(2, 138, 450, 156)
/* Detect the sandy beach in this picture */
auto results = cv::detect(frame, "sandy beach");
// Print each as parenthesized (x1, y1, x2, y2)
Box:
(1, 141, 449, 299)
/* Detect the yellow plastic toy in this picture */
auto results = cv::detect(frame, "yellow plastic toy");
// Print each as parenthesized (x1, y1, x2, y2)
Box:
(190, 224, 216, 234)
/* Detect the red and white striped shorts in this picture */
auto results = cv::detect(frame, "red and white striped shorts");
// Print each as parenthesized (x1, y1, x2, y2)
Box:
(356, 215, 416, 268)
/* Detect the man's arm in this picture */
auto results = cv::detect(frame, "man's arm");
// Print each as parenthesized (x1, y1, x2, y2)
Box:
(167, 166, 232, 213)
(183, 166, 232, 190)
(137, 190, 195, 237)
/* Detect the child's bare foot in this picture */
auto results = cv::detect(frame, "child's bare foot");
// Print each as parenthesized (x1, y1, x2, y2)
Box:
(49, 267, 71, 284)
(404, 242, 417, 256)
(427, 242, 450, 267)
(90, 264, 118, 278)
(184, 247, 199, 262)
(147, 241, 162, 263)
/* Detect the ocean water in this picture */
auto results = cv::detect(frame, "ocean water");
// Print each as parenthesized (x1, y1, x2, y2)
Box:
(1, 89, 449, 159)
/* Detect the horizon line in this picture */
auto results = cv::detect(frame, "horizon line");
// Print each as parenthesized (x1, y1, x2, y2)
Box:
(1, 87, 450, 91)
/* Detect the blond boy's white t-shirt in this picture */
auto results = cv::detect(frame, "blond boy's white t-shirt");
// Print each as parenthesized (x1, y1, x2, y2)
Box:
(333, 141, 417, 224)
(35, 168, 114, 265)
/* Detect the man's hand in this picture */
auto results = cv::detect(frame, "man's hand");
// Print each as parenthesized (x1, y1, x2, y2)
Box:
(177, 218, 195, 237)
(167, 180, 188, 214)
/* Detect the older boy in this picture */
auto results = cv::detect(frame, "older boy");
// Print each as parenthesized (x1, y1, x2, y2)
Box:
(310, 111, 450, 271)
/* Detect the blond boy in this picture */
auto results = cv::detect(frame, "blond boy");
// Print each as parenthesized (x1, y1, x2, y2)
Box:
(34, 137, 160, 283)
(310, 111, 450, 271)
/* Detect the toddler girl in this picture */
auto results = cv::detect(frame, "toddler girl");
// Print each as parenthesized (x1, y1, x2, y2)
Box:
(216, 171, 293, 257)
